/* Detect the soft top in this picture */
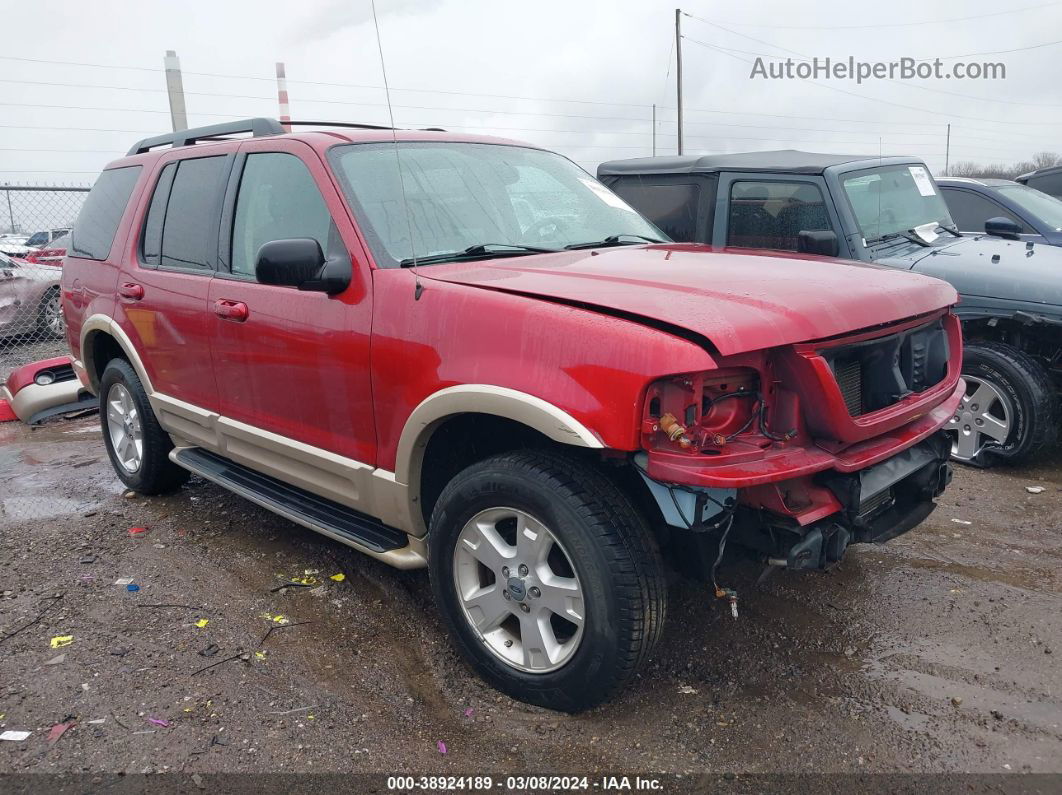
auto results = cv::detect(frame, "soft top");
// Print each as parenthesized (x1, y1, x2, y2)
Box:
(598, 150, 917, 177)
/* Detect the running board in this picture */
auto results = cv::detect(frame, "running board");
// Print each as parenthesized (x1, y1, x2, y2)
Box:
(172, 447, 409, 554)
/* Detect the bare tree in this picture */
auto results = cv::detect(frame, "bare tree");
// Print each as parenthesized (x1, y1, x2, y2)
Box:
(939, 152, 1061, 180)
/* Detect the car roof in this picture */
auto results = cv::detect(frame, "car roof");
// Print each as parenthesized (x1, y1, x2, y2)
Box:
(936, 177, 1018, 189)
(597, 150, 919, 176)
(1017, 164, 1062, 183)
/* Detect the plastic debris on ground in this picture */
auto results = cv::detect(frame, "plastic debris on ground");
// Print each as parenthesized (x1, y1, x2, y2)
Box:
(199, 644, 220, 657)
(0, 731, 31, 742)
(437, 741, 448, 754)
(47, 720, 75, 745)
(261, 613, 290, 625)
(147, 717, 169, 728)
(79, 554, 97, 564)
(114, 578, 135, 586)
(329, 573, 346, 582)
(44, 654, 66, 665)
(128, 526, 149, 537)
(50, 635, 73, 649)
(126, 584, 140, 592)
(195, 618, 209, 628)
(1026, 486, 1046, 494)
(678, 685, 698, 695)
(463, 708, 474, 718)
(951, 519, 972, 525)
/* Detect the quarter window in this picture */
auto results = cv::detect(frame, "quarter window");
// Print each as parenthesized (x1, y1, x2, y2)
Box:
(141, 162, 176, 267)
(727, 180, 832, 250)
(70, 165, 141, 260)
(231, 153, 335, 278)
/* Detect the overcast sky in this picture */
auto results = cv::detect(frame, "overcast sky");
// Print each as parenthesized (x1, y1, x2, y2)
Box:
(2, 0, 1061, 185)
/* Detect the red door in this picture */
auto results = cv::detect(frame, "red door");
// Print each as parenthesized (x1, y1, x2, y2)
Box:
(117, 153, 231, 411)
(207, 139, 376, 464)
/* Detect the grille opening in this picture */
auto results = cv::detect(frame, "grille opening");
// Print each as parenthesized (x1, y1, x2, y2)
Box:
(858, 487, 894, 520)
(834, 358, 864, 416)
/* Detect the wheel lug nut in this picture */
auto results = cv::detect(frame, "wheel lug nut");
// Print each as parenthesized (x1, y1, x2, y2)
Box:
(529, 587, 541, 598)
(971, 404, 979, 411)
(504, 639, 513, 647)
(501, 567, 509, 577)
(518, 564, 528, 576)
(502, 590, 511, 600)
(975, 419, 984, 426)
(519, 603, 530, 613)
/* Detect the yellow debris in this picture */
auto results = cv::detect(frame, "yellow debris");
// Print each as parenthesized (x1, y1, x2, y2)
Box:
(50, 636, 73, 649)
(329, 573, 346, 582)
(195, 619, 209, 628)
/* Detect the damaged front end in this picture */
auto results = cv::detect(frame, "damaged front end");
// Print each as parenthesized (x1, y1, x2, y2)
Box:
(634, 311, 963, 578)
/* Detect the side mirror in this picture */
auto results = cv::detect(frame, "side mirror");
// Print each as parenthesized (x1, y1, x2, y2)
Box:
(255, 238, 351, 295)
(796, 230, 840, 258)
(984, 217, 1022, 240)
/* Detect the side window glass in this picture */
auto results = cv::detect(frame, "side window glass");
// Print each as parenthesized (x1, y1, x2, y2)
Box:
(609, 180, 700, 241)
(160, 156, 227, 270)
(231, 152, 336, 279)
(942, 189, 1027, 233)
(728, 180, 832, 250)
(141, 162, 176, 267)
(69, 165, 141, 260)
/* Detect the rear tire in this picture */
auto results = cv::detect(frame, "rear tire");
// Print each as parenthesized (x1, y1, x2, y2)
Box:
(99, 358, 189, 494)
(428, 450, 667, 712)
(947, 341, 1056, 466)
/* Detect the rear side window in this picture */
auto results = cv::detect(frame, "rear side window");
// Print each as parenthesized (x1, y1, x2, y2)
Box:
(608, 180, 701, 241)
(727, 180, 832, 251)
(70, 165, 142, 260)
(231, 153, 335, 278)
(160, 156, 228, 270)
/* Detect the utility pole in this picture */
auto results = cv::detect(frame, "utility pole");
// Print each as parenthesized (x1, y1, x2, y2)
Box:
(675, 8, 684, 155)
(652, 104, 656, 156)
(944, 123, 951, 176)
(276, 62, 291, 132)
(163, 51, 188, 132)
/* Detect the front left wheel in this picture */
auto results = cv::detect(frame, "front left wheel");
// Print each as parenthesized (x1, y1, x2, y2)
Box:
(428, 450, 667, 712)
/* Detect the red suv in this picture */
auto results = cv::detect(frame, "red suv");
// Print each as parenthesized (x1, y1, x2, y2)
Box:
(62, 119, 964, 711)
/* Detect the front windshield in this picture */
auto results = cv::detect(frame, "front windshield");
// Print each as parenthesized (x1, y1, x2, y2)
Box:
(328, 142, 666, 267)
(842, 165, 955, 243)
(996, 184, 1062, 232)
(25, 232, 48, 247)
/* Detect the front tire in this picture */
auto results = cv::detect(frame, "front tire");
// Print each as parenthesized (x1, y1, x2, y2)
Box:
(947, 341, 1056, 466)
(37, 287, 64, 339)
(429, 450, 667, 712)
(99, 358, 189, 494)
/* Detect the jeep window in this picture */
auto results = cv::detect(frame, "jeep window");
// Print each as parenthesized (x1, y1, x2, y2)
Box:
(995, 184, 1062, 232)
(608, 180, 701, 241)
(327, 142, 664, 267)
(727, 181, 832, 250)
(842, 165, 955, 243)
(231, 152, 338, 278)
(70, 165, 142, 260)
(941, 188, 1028, 234)
(159, 156, 228, 271)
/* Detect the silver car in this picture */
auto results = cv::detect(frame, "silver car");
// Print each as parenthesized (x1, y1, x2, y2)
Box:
(0, 250, 63, 339)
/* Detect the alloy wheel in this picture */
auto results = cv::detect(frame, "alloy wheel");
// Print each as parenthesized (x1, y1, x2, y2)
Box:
(106, 383, 144, 473)
(947, 375, 1012, 462)
(452, 507, 585, 673)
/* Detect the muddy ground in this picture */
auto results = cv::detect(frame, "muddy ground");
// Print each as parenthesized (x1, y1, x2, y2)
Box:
(0, 414, 1060, 780)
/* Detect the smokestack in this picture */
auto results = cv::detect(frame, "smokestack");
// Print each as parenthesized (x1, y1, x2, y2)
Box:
(163, 50, 188, 132)
(276, 62, 291, 132)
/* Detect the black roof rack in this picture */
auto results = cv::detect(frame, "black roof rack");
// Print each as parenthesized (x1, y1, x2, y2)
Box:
(127, 118, 284, 156)
(285, 120, 396, 131)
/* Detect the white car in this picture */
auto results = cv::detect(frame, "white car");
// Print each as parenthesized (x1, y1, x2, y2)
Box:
(0, 234, 31, 257)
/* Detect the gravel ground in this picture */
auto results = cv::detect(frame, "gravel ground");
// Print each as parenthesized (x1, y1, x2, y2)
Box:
(1, 415, 1060, 780)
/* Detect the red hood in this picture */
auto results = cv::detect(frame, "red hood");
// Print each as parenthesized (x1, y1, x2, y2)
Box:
(422, 244, 958, 356)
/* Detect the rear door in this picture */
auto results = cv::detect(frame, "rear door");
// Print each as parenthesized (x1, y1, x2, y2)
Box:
(118, 153, 231, 412)
(207, 138, 376, 464)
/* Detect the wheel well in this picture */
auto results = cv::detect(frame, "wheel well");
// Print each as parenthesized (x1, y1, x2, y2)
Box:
(963, 317, 1061, 394)
(88, 332, 128, 390)
(416, 412, 668, 541)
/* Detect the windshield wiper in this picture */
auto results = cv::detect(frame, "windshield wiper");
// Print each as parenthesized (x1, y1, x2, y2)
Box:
(399, 243, 559, 267)
(867, 229, 931, 248)
(937, 223, 963, 238)
(563, 233, 667, 250)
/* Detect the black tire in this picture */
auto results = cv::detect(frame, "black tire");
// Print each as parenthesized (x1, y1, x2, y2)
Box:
(428, 450, 667, 712)
(955, 341, 1057, 466)
(36, 286, 64, 340)
(99, 358, 189, 494)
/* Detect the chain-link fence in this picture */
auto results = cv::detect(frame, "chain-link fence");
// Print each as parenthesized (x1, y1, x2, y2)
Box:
(1, 184, 90, 381)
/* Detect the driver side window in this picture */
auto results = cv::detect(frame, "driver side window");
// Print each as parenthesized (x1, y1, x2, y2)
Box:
(727, 180, 832, 251)
(231, 153, 337, 278)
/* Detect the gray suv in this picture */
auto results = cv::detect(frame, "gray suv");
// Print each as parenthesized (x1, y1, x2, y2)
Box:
(599, 151, 1061, 466)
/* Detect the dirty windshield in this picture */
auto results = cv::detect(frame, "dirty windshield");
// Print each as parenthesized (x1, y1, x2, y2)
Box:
(842, 164, 956, 244)
(328, 142, 665, 267)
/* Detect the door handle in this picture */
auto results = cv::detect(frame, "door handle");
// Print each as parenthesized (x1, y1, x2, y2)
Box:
(118, 282, 144, 300)
(213, 298, 249, 322)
